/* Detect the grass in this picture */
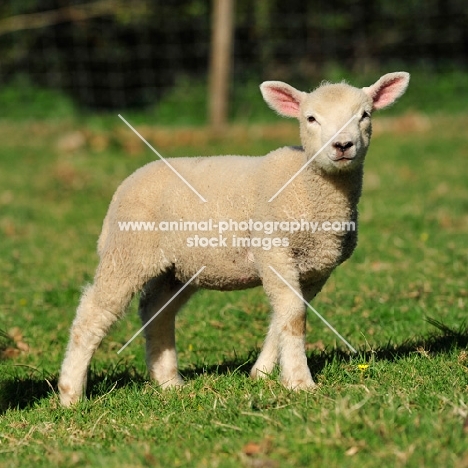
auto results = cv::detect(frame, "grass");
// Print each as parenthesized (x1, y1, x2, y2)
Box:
(0, 89, 467, 467)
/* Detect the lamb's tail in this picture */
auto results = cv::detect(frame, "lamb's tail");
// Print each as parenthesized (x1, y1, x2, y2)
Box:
(97, 212, 110, 257)
(97, 190, 121, 256)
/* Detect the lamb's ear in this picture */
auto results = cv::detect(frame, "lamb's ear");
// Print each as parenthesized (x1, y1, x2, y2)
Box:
(260, 81, 305, 118)
(363, 72, 410, 110)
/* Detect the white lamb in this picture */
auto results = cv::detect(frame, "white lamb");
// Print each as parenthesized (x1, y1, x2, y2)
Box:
(58, 72, 410, 406)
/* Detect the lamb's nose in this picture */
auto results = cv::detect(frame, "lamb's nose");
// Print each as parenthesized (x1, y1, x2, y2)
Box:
(333, 141, 354, 152)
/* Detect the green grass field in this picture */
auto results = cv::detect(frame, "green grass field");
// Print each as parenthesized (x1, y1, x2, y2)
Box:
(0, 90, 467, 466)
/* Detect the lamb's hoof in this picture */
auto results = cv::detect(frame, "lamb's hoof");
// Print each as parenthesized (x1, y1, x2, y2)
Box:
(58, 383, 81, 407)
(282, 377, 317, 391)
(250, 366, 273, 380)
(159, 375, 185, 389)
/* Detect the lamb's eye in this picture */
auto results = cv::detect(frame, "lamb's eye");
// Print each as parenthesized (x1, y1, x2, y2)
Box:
(307, 115, 316, 123)
(361, 111, 370, 120)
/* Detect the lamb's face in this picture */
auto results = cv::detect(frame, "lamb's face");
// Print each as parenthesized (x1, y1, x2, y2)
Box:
(299, 84, 373, 173)
(260, 73, 409, 174)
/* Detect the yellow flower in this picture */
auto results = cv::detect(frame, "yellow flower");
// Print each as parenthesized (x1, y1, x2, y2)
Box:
(358, 364, 369, 371)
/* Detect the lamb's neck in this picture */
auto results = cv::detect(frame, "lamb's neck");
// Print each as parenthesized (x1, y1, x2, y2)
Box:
(302, 162, 364, 211)
(322, 166, 363, 208)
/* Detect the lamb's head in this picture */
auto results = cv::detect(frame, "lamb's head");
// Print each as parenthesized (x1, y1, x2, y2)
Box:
(260, 72, 410, 173)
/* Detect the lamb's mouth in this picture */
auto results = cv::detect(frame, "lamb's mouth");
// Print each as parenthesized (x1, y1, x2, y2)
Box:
(330, 155, 355, 163)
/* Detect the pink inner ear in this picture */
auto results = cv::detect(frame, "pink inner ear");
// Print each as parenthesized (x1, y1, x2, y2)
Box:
(372, 77, 405, 110)
(268, 88, 300, 117)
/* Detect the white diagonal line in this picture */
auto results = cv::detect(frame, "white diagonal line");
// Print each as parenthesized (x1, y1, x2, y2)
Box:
(268, 114, 358, 202)
(117, 266, 206, 354)
(118, 114, 207, 203)
(268, 266, 357, 353)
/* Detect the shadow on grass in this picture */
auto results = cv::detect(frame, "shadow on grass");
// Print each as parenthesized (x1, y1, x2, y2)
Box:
(0, 364, 147, 414)
(307, 318, 468, 378)
(1, 318, 467, 413)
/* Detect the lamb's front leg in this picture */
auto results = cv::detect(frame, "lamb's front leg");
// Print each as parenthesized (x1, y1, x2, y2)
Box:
(259, 268, 315, 390)
(276, 294, 314, 390)
(250, 321, 279, 379)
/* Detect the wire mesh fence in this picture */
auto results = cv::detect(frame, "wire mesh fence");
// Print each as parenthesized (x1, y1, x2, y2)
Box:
(0, 0, 466, 112)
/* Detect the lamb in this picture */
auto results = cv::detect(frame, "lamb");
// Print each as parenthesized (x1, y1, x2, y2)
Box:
(58, 72, 410, 406)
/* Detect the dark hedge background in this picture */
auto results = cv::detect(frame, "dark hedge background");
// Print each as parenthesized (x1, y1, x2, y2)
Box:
(1, 0, 466, 109)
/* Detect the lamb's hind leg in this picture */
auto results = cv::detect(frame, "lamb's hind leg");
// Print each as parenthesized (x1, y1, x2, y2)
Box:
(58, 261, 144, 407)
(139, 277, 195, 388)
